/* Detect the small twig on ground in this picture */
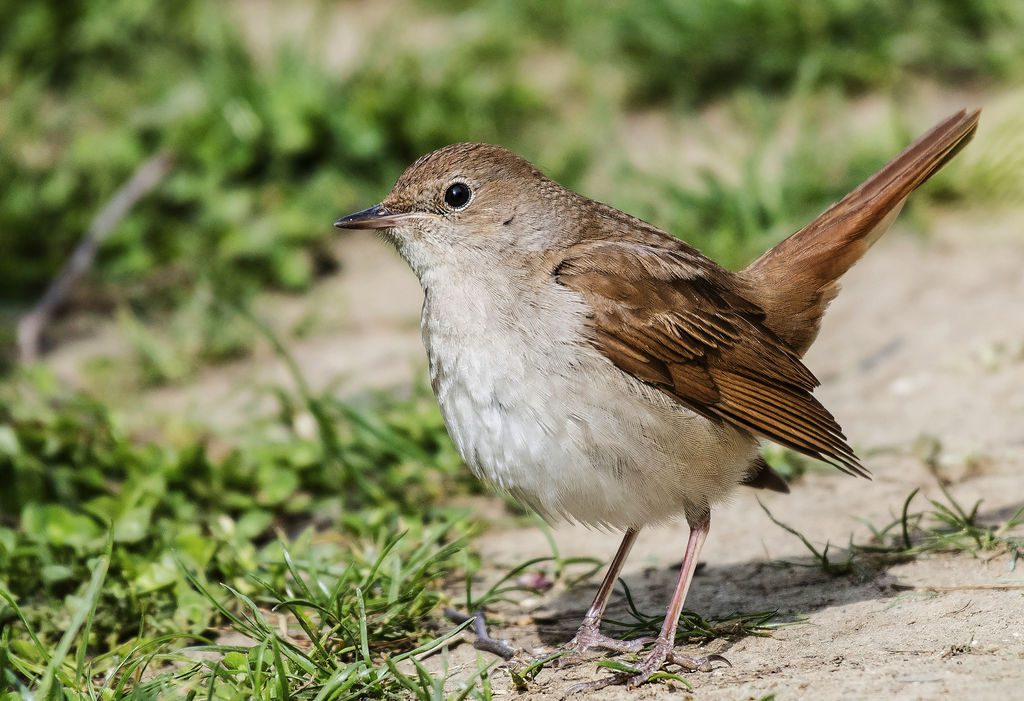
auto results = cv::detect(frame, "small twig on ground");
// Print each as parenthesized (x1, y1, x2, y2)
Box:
(17, 152, 174, 362)
(444, 608, 517, 660)
(892, 583, 1024, 592)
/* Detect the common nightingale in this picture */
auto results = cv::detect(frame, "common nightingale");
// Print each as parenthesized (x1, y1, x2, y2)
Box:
(334, 109, 980, 689)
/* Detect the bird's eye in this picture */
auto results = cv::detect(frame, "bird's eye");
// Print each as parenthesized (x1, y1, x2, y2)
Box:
(444, 182, 471, 209)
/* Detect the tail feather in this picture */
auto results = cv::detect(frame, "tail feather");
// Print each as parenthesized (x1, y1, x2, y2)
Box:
(742, 109, 981, 355)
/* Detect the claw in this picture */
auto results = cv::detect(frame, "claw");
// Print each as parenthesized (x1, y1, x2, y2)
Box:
(665, 651, 731, 672)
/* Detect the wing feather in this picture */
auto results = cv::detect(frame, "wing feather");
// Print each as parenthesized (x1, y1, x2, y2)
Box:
(556, 241, 869, 478)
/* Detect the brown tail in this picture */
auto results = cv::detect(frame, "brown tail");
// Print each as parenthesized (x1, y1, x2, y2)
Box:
(741, 109, 981, 356)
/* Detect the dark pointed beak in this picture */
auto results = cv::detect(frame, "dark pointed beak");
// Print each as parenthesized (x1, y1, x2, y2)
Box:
(333, 204, 417, 230)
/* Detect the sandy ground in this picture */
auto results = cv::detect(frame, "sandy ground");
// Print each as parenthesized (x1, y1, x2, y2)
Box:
(42, 199, 1024, 698)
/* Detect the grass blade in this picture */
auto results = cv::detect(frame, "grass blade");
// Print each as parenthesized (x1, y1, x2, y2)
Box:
(37, 530, 113, 698)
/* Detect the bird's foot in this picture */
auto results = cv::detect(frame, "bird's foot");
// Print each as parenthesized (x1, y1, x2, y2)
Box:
(561, 622, 652, 656)
(626, 642, 729, 688)
(566, 639, 729, 694)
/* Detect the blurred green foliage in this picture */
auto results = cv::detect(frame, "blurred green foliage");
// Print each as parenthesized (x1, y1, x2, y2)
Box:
(615, 0, 1024, 104)
(611, 97, 928, 265)
(6, 0, 1022, 314)
(0, 0, 546, 307)
(427, 0, 1024, 105)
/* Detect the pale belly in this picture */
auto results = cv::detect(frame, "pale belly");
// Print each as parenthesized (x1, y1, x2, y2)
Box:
(421, 284, 758, 529)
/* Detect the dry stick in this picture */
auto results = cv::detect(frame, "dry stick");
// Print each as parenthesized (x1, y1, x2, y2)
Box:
(16, 152, 174, 363)
(892, 583, 1024, 592)
(443, 608, 517, 660)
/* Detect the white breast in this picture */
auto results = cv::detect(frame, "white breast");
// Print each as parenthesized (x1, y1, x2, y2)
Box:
(419, 263, 758, 529)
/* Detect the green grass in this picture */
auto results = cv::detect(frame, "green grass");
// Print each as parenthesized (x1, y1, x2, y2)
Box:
(1, 523, 490, 699)
(0, 350, 497, 697)
(760, 487, 1024, 576)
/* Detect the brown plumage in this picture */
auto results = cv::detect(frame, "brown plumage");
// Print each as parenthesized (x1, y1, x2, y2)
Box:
(556, 240, 866, 478)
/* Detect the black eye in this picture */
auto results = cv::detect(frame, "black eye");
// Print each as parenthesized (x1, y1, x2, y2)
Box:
(444, 182, 471, 209)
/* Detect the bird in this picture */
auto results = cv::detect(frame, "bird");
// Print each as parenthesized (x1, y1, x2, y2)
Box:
(333, 109, 980, 689)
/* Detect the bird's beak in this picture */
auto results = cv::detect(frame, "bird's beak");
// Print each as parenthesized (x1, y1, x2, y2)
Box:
(333, 204, 419, 230)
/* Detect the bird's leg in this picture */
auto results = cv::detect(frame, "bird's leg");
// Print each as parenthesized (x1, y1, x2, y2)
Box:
(562, 528, 652, 654)
(625, 512, 725, 687)
(567, 513, 728, 693)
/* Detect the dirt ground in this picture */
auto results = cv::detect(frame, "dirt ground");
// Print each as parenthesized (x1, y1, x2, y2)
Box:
(44, 200, 1024, 698)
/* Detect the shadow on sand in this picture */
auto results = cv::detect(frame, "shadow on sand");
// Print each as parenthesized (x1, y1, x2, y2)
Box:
(530, 499, 1023, 650)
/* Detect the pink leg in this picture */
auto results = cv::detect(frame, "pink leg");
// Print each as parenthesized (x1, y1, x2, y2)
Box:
(563, 528, 652, 654)
(568, 513, 728, 693)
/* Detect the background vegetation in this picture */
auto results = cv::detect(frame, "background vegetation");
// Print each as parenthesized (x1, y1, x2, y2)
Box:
(2, 0, 1023, 697)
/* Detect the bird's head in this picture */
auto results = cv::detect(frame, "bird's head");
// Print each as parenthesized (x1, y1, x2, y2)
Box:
(334, 143, 569, 276)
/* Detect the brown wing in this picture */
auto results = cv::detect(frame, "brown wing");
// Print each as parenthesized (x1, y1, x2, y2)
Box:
(556, 241, 868, 478)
